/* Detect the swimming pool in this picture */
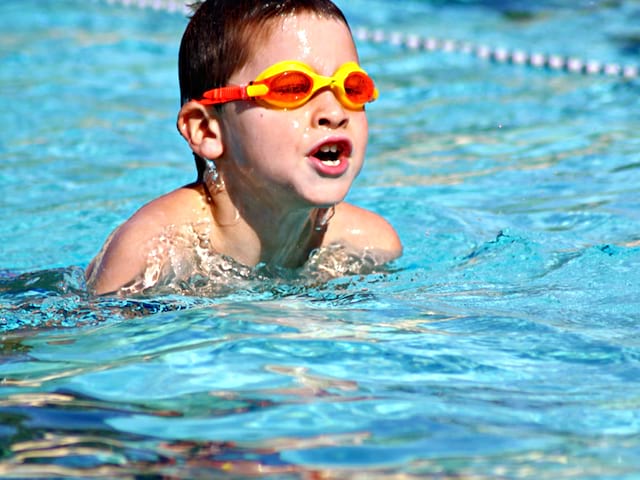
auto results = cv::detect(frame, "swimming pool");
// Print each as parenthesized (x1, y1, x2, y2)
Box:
(1, 0, 640, 477)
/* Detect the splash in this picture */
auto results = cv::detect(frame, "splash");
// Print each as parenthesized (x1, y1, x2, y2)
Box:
(114, 222, 386, 297)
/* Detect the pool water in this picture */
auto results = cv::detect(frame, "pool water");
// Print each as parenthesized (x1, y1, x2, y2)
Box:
(2, 0, 640, 477)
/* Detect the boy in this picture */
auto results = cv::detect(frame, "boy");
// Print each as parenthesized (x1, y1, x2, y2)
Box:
(86, 0, 402, 295)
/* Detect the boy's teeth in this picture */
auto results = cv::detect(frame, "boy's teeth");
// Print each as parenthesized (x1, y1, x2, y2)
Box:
(322, 159, 340, 166)
(320, 144, 339, 153)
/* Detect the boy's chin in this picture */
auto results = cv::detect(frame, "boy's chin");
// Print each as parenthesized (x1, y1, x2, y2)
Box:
(300, 180, 351, 205)
(303, 192, 348, 209)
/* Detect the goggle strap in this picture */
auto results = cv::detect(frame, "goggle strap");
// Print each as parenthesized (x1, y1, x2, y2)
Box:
(199, 86, 251, 105)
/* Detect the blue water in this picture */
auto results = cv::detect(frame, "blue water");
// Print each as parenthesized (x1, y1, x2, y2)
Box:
(1, 0, 640, 477)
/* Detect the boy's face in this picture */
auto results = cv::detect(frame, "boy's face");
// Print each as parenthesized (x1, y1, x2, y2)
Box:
(217, 13, 369, 210)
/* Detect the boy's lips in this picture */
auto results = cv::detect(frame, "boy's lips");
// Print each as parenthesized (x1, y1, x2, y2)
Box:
(307, 138, 353, 177)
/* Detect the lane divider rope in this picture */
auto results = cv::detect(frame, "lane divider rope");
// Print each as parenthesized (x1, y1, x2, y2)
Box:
(354, 27, 638, 80)
(104, 0, 189, 13)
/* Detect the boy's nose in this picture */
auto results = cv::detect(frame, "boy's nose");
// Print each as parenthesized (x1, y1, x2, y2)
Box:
(311, 89, 349, 129)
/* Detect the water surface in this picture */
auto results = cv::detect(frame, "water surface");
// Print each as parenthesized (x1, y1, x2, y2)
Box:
(1, 0, 640, 478)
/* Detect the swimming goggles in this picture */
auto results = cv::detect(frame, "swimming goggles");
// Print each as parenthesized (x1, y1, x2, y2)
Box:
(197, 60, 378, 110)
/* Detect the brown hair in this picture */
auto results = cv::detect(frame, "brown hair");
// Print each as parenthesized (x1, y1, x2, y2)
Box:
(178, 0, 351, 178)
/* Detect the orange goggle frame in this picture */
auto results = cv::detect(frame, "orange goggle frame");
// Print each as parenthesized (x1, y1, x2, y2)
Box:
(197, 61, 378, 110)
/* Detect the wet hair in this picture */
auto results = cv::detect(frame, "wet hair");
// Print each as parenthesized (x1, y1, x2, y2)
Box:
(178, 0, 351, 179)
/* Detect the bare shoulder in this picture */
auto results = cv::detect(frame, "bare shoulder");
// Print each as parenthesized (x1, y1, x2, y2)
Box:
(324, 202, 403, 261)
(87, 184, 208, 295)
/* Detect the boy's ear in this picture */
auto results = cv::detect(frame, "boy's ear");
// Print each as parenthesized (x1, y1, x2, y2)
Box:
(177, 101, 224, 160)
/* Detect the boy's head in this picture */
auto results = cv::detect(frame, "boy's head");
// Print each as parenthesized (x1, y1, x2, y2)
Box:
(177, 0, 353, 180)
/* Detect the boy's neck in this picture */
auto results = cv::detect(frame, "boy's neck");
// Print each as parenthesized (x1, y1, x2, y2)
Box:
(205, 186, 327, 268)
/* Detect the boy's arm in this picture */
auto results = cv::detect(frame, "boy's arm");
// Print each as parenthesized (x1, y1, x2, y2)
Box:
(86, 218, 157, 295)
(86, 186, 203, 295)
(86, 194, 182, 295)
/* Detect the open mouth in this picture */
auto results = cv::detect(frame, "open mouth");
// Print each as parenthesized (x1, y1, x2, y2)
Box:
(310, 140, 352, 167)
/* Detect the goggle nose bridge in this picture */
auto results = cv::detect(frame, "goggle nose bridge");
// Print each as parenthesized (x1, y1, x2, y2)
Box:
(308, 73, 338, 90)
